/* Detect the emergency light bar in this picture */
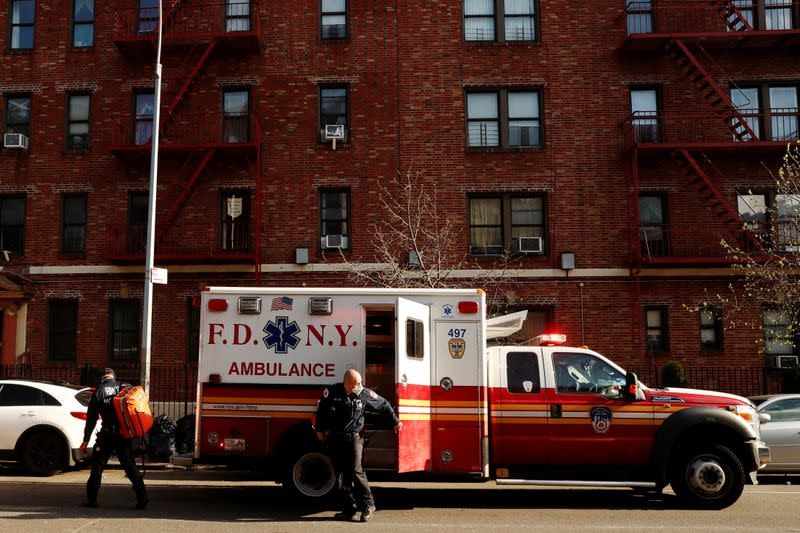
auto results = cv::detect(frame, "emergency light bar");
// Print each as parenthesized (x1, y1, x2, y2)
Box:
(534, 333, 567, 346)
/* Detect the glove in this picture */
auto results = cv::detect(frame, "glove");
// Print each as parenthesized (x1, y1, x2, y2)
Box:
(79, 442, 88, 454)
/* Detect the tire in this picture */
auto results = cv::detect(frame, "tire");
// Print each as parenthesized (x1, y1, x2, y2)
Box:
(20, 430, 66, 477)
(669, 444, 745, 509)
(284, 448, 338, 500)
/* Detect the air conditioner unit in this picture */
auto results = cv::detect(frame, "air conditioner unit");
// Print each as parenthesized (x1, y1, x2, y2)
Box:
(768, 355, 799, 369)
(70, 134, 89, 149)
(321, 234, 347, 249)
(515, 236, 543, 254)
(4, 133, 29, 150)
(321, 125, 347, 149)
(408, 250, 420, 268)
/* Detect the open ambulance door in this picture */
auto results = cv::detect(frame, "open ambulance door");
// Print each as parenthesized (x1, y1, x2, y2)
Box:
(395, 297, 432, 473)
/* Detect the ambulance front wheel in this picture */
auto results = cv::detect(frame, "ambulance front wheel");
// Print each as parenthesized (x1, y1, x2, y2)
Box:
(285, 449, 338, 499)
(669, 443, 744, 509)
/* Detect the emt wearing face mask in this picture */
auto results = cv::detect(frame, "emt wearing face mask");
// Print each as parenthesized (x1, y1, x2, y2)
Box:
(315, 368, 402, 522)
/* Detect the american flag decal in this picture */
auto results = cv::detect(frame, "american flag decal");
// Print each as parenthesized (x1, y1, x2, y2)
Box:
(271, 296, 293, 311)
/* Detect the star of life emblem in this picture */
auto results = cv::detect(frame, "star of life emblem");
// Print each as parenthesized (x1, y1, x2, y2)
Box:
(263, 316, 301, 354)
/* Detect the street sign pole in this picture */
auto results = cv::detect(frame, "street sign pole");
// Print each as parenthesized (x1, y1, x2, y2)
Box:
(141, 0, 163, 399)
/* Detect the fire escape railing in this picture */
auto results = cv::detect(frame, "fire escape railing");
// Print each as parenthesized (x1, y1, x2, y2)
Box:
(111, 111, 261, 148)
(621, 0, 799, 36)
(622, 108, 800, 148)
(106, 220, 253, 260)
(114, 1, 259, 41)
(638, 226, 769, 261)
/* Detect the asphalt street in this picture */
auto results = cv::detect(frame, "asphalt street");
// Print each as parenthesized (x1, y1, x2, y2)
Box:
(0, 465, 798, 532)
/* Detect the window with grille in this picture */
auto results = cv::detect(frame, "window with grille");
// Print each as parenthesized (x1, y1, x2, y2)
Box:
(109, 300, 140, 363)
(321, 0, 347, 39)
(467, 90, 541, 148)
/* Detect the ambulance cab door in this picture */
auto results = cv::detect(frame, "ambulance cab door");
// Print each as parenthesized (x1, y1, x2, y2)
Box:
(395, 297, 432, 473)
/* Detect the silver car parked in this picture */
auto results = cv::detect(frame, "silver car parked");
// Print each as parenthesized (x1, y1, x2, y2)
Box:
(751, 394, 800, 472)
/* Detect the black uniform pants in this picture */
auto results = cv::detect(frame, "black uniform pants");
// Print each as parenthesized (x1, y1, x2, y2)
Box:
(330, 434, 374, 512)
(87, 431, 147, 504)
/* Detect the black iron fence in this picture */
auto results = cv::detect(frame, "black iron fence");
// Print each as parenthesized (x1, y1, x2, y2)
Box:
(629, 365, 789, 397)
(1, 363, 198, 422)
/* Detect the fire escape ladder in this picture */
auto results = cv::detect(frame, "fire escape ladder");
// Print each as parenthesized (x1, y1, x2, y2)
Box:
(155, 149, 216, 245)
(671, 149, 765, 254)
(666, 39, 758, 142)
(715, 0, 755, 32)
(161, 39, 218, 131)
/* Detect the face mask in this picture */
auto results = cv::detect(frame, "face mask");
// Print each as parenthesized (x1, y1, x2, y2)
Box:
(352, 384, 364, 396)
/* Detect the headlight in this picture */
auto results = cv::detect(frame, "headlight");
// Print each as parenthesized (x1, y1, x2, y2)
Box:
(728, 404, 760, 434)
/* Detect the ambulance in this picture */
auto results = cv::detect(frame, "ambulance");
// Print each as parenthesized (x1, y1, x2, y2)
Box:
(190, 287, 770, 509)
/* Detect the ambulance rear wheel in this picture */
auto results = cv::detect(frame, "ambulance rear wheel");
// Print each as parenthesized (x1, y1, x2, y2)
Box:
(669, 444, 744, 509)
(286, 450, 337, 499)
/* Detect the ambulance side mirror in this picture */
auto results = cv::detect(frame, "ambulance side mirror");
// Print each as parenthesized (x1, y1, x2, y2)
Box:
(623, 371, 640, 401)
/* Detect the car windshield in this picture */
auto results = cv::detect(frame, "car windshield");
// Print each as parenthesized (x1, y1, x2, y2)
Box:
(75, 389, 93, 406)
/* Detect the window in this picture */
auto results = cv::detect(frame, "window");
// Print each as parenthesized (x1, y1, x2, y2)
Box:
(0, 196, 25, 256)
(67, 94, 90, 150)
(506, 352, 540, 393)
(512, 307, 553, 342)
(464, 0, 537, 42)
(630, 88, 659, 143)
(626, 0, 653, 34)
(62, 194, 87, 254)
(48, 300, 78, 362)
(467, 90, 541, 148)
(226, 0, 251, 32)
(73, 0, 94, 47)
(731, 87, 761, 141)
(639, 194, 667, 257)
(223, 89, 250, 143)
(730, 0, 755, 30)
(5, 94, 31, 138)
(320, 188, 349, 249)
(406, 319, 424, 359)
(645, 307, 668, 353)
(10, 1, 35, 50)
(109, 300, 140, 362)
(138, 0, 159, 34)
(761, 398, 800, 422)
(134, 92, 154, 145)
(731, 84, 799, 141)
(738, 191, 800, 252)
(763, 309, 798, 355)
(469, 194, 546, 256)
(321, 0, 347, 39)
(765, 0, 794, 30)
(220, 190, 250, 252)
(700, 307, 723, 351)
(0, 384, 46, 406)
(553, 352, 626, 394)
(127, 192, 148, 254)
(320, 86, 348, 142)
(186, 297, 200, 362)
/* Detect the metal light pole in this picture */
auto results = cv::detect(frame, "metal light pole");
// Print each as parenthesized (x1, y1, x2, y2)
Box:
(141, 0, 164, 398)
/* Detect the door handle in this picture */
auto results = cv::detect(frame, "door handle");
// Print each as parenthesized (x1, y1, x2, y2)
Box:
(550, 404, 562, 418)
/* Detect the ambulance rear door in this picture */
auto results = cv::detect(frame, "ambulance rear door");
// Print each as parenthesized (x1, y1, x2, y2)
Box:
(395, 297, 432, 473)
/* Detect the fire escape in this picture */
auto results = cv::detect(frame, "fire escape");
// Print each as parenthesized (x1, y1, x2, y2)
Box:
(107, 1, 263, 279)
(620, 0, 800, 342)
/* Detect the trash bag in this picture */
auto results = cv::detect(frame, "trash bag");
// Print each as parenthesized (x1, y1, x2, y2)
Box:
(148, 414, 176, 461)
(174, 414, 196, 455)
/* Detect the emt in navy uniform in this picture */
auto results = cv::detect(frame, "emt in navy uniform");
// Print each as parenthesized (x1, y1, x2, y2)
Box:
(315, 368, 402, 522)
(79, 368, 148, 509)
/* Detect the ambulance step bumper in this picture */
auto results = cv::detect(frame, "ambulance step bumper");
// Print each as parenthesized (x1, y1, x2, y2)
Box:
(170, 454, 194, 467)
(496, 479, 658, 489)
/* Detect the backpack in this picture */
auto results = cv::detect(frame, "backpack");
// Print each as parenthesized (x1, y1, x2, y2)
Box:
(113, 386, 154, 439)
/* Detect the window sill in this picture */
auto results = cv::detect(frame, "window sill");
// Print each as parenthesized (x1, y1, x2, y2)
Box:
(6, 48, 35, 54)
(319, 37, 350, 44)
(317, 141, 352, 150)
(59, 252, 86, 260)
(464, 40, 540, 48)
(466, 146, 545, 154)
(65, 147, 91, 155)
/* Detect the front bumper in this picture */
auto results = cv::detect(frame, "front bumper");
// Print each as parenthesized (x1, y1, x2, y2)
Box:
(752, 439, 771, 469)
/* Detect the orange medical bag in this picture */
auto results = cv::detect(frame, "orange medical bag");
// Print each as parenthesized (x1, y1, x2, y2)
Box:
(113, 386, 154, 439)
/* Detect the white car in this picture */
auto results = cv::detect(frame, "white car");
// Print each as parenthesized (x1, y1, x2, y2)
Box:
(0, 380, 100, 475)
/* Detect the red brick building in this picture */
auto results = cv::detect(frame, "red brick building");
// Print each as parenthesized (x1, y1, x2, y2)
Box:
(0, 1, 798, 396)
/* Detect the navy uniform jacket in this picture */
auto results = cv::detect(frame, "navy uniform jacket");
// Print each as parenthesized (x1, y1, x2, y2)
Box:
(83, 379, 129, 442)
(315, 383, 400, 435)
